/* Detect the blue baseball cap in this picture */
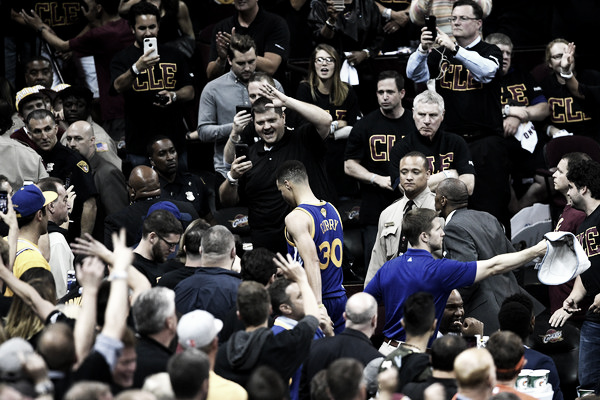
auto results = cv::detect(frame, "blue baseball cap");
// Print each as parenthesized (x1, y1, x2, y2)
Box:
(12, 185, 58, 218)
(146, 201, 192, 222)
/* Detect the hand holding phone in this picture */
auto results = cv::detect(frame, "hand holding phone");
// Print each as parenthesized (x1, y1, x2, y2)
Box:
(0, 191, 8, 214)
(425, 16, 437, 41)
(235, 143, 249, 159)
(143, 37, 158, 57)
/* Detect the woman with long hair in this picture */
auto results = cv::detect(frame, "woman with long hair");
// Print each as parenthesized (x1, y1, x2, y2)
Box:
(297, 44, 361, 200)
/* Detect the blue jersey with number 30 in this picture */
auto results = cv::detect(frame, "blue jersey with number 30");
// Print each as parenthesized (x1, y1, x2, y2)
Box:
(286, 201, 345, 299)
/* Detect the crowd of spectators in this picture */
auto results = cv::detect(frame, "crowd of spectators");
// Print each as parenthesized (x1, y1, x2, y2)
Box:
(2, 0, 600, 399)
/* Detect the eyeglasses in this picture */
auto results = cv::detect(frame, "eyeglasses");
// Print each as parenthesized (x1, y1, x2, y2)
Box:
(550, 53, 563, 60)
(450, 16, 479, 22)
(315, 56, 335, 64)
(157, 234, 178, 250)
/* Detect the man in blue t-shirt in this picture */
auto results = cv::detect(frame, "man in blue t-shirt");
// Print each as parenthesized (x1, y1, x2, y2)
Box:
(365, 207, 546, 355)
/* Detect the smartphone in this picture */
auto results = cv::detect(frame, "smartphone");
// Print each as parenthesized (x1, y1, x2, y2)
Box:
(143, 37, 158, 57)
(425, 15, 437, 41)
(236, 105, 251, 115)
(155, 93, 170, 105)
(235, 143, 249, 159)
(0, 191, 7, 214)
(333, 0, 344, 12)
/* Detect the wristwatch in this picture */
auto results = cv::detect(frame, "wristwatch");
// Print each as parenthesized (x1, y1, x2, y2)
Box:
(226, 171, 239, 186)
(502, 104, 511, 118)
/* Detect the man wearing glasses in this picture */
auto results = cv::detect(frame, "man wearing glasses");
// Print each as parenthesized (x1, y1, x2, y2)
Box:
(132, 208, 183, 286)
(406, 0, 509, 231)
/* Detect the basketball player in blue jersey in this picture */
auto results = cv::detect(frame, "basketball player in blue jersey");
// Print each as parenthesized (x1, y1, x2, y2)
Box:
(276, 160, 347, 333)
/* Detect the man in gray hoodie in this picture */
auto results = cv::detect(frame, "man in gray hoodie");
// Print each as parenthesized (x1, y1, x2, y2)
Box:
(214, 254, 320, 388)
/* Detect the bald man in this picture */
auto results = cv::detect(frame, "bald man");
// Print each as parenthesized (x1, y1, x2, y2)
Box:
(454, 348, 496, 400)
(300, 292, 383, 398)
(103, 166, 199, 249)
(65, 121, 128, 227)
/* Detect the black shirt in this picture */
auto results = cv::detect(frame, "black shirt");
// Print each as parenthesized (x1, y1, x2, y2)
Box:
(159, 172, 211, 218)
(110, 45, 193, 156)
(345, 109, 415, 225)
(239, 124, 331, 253)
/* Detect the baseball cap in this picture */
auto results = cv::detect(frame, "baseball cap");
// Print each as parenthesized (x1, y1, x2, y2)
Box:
(12, 185, 58, 218)
(535, 231, 591, 285)
(0, 337, 34, 381)
(15, 85, 54, 112)
(146, 201, 192, 222)
(177, 310, 223, 349)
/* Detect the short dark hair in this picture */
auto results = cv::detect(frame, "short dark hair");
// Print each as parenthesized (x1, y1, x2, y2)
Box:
(431, 335, 468, 371)
(58, 86, 93, 118)
(26, 108, 55, 126)
(268, 277, 293, 317)
(240, 248, 277, 285)
(401, 151, 430, 171)
(128, 1, 160, 27)
(147, 135, 174, 158)
(403, 291, 435, 336)
(486, 331, 525, 381)
(567, 160, 600, 199)
(326, 358, 364, 400)
(237, 281, 270, 327)
(310, 370, 330, 400)
(377, 70, 404, 91)
(95, 0, 120, 16)
(252, 96, 283, 117)
(275, 160, 308, 185)
(227, 34, 256, 60)
(246, 365, 287, 400)
(498, 294, 533, 340)
(182, 219, 211, 256)
(142, 209, 183, 239)
(37, 177, 63, 206)
(453, 0, 483, 20)
(402, 208, 438, 247)
(168, 348, 210, 399)
(437, 178, 469, 207)
(561, 152, 592, 169)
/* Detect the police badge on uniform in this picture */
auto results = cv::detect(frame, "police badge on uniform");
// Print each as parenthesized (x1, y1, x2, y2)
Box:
(77, 161, 89, 173)
(185, 191, 195, 201)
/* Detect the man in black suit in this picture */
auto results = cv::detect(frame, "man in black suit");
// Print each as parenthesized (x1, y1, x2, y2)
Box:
(435, 178, 543, 334)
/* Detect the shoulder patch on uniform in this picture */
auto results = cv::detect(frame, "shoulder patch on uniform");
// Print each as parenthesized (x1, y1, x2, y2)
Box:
(77, 160, 90, 173)
(96, 142, 109, 152)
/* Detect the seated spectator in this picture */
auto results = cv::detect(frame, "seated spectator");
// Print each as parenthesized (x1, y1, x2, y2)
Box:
(103, 166, 197, 249)
(438, 289, 483, 337)
(403, 335, 467, 400)
(296, 44, 361, 200)
(486, 331, 538, 400)
(498, 294, 563, 400)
